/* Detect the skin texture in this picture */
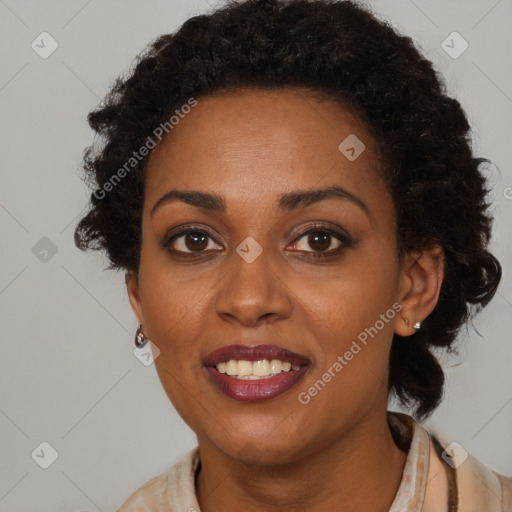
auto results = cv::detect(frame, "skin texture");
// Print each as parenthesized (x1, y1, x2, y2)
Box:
(125, 88, 445, 512)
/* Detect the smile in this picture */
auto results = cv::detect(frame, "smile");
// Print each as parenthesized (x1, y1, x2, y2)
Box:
(204, 344, 310, 402)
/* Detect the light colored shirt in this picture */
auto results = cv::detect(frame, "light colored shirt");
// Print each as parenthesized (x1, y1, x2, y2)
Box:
(117, 411, 512, 511)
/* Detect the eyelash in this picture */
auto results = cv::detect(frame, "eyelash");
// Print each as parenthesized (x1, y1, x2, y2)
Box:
(162, 224, 353, 260)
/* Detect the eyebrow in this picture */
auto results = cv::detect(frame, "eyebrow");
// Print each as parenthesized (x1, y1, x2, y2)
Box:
(150, 184, 369, 217)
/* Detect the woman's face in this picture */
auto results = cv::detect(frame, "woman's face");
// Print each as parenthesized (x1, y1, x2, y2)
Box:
(127, 88, 409, 463)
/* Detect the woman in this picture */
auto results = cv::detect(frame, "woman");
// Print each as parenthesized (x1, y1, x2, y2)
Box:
(74, 0, 511, 510)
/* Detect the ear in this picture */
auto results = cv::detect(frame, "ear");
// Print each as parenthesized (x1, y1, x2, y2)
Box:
(125, 270, 144, 325)
(395, 244, 445, 337)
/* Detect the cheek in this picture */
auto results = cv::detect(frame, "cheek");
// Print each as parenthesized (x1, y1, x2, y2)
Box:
(138, 257, 206, 365)
(300, 252, 398, 337)
(139, 265, 209, 419)
(297, 251, 398, 388)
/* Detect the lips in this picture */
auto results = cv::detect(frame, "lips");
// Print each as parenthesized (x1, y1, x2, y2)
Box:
(204, 344, 310, 366)
(203, 344, 310, 402)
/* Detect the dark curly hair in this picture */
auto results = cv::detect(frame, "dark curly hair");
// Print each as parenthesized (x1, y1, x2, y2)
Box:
(74, 0, 502, 420)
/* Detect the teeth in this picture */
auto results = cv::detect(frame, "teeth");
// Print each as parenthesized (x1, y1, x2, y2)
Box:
(270, 359, 282, 374)
(215, 359, 303, 378)
(253, 359, 270, 376)
(226, 360, 238, 376)
(238, 360, 253, 376)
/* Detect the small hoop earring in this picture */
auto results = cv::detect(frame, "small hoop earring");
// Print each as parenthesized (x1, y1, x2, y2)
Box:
(135, 324, 148, 348)
(413, 321, 421, 330)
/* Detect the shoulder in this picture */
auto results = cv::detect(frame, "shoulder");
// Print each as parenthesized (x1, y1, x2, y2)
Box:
(116, 470, 167, 512)
(424, 424, 512, 511)
(454, 449, 512, 510)
(116, 447, 200, 512)
(389, 411, 512, 511)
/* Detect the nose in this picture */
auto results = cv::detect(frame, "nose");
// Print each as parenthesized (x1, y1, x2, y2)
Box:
(214, 244, 293, 327)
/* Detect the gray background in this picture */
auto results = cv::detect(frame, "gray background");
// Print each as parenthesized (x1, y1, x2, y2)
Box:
(0, 0, 511, 510)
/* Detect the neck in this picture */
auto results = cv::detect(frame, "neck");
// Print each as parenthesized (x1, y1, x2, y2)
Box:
(195, 410, 409, 512)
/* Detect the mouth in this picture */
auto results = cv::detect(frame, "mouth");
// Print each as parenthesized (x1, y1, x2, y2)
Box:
(204, 344, 310, 402)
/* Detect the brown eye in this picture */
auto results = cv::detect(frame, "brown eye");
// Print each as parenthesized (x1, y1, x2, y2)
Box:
(294, 230, 343, 253)
(307, 232, 333, 252)
(167, 229, 221, 254)
(286, 224, 354, 259)
(183, 232, 208, 251)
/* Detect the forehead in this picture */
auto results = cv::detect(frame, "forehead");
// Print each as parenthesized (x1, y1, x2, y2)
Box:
(144, 88, 388, 217)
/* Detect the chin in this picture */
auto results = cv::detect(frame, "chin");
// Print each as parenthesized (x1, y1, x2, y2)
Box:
(212, 432, 308, 466)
